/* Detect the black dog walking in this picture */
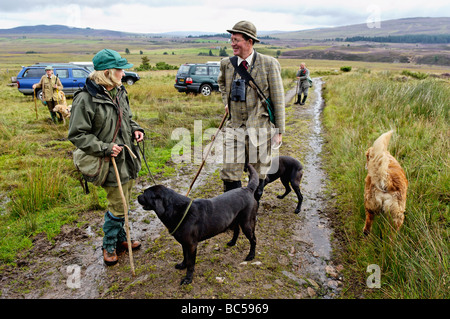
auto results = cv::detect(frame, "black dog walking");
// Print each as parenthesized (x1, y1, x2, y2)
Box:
(260, 156, 304, 214)
(138, 164, 259, 285)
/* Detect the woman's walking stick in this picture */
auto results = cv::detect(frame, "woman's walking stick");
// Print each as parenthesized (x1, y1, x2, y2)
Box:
(186, 111, 228, 197)
(111, 156, 136, 276)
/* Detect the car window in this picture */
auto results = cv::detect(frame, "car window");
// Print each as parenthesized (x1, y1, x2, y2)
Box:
(194, 66, 207, 75)
(178, 65, 190, 75)
(209, 66, 220, 76)
(55, 69, 69, 78)
(23, 68, 45, 78)
(72, 69, 89, 78)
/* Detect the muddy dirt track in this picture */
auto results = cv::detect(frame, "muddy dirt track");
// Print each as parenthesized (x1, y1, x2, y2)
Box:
(0, 78, 344, 299)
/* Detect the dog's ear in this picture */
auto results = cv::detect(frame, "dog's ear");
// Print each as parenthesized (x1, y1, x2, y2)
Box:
(365, 147, 372, 169)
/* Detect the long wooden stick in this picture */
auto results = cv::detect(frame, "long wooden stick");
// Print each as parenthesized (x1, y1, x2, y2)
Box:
(186, 111, 228, 196)
(111, 157, 135, 276)
(33, 88, 38, 119)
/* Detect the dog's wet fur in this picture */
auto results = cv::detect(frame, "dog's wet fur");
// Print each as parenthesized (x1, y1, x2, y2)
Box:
(364, 130, 408, 235)
(138, 164, 259, 285)
(262, 156, 304, 214)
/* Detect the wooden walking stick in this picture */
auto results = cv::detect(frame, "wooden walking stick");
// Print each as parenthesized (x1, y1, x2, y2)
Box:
(186, 111, 228, 197)
(111, 155, 136, 276)
(33, 88, 38, 119)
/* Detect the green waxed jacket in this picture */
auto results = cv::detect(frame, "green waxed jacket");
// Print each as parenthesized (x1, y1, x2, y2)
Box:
(68, 78, 144, 187)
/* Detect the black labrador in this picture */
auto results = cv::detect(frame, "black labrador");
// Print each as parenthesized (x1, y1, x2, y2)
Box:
(138, 164, 259, 285)
(263, 156, 304, 214)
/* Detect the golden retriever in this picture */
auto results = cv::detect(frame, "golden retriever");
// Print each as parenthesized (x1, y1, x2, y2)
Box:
(52, 91, 71, 124)
(363, 130, 408, 235)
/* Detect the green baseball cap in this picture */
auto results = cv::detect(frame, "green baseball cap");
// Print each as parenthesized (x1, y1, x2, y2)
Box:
(92, 49, 133, 71)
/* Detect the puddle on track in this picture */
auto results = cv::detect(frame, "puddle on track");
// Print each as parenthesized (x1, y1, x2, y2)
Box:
(289, 78, 339, 297)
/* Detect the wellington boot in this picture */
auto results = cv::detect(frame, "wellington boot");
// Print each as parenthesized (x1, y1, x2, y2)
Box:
(223, 180, 242, 193)
(50, 112, 58, 123)
(301, 95, 308, 105)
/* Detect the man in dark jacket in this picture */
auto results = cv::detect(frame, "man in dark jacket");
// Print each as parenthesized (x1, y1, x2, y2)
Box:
(68, 49, 144, 266)
(295, 63, 311, 105)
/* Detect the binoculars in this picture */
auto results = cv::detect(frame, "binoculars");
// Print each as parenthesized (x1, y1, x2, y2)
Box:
(231, 79, 246, 102)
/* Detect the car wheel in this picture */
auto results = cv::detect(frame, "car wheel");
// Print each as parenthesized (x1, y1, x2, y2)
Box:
(36, 89, 44, 102)
(200, 84, 212, 96)
(126, 78, 135, 85)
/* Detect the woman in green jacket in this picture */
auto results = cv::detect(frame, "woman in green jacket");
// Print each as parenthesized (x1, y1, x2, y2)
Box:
(68, 49, 144, 266)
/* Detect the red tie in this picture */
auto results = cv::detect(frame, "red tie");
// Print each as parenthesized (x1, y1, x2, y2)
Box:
(241, 60, 248, 70)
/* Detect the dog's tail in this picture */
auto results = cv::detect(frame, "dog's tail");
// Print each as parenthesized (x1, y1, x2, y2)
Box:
(367, 130, 394, 189)
(245, 164, 259, 194)
(372, 130, 393, 156)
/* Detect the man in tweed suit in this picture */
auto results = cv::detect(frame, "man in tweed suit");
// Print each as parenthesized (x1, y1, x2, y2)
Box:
(218, 21, 285, 200)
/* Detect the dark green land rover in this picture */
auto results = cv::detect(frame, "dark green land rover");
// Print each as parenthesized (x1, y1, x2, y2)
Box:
(174, 62, 220, 96)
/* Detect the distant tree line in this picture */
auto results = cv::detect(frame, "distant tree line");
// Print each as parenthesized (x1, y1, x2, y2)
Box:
(190, 33, 279, 40)
(334, 34, 450, 44)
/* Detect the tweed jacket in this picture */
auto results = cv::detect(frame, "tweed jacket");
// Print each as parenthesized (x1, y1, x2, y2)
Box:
(218, 51, 285, 146)
(35, 75, 63, 101)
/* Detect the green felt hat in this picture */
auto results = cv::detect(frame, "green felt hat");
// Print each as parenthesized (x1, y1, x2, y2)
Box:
(92, 49, 133, 71)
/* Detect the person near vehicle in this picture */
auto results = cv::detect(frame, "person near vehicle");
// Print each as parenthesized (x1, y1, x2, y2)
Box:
(32, 66, 64, 123)
(68, 49, 145, 266)
(218, 20, 285, 200)
(295, 63, 311, 105)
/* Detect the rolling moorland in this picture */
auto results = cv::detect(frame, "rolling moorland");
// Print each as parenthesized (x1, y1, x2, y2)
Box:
(0, 16, 448, 301)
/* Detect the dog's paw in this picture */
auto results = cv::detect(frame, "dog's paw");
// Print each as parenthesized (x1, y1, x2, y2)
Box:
(180, 276, 192, 285)
(294, 208, 301, 214)
(226, 240, 236, 247)
(244, 253, 255, 261)
(175, 261, 186, 270)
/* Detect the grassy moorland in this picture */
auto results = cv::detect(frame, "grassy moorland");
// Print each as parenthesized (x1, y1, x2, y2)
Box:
(322, 70, 449, 298)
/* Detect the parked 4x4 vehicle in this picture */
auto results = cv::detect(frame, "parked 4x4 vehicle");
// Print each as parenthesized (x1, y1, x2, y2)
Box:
(16, 63, 90, 101)
(174, 62, 220, 96)
(70, 62, 140, 85)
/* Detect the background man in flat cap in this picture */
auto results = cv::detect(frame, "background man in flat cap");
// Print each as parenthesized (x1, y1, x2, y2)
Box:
(33, 66, 64, 123)
(218, 20, 285, 201)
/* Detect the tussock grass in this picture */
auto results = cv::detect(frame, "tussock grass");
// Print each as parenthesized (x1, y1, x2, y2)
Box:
(322, 71, 449, 298)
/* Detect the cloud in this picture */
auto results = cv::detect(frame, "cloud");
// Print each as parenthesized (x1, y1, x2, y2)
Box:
(1, 0, 449, 32)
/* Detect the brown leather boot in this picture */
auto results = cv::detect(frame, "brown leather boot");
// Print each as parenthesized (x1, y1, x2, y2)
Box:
(118, 240, 141, 252)
(103, 248, 118, 266)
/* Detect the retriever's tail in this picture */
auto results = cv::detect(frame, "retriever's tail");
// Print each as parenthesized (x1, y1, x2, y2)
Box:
(367, 130, 394, 190)
(372, 130, 393, 157)
(245, 164, 259, 194)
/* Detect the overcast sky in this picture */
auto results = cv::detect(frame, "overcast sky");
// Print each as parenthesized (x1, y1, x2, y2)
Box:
(1, 0, 449, 33)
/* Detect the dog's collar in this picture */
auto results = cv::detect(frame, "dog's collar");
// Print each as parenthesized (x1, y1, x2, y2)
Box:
(169, 199, 193, 235)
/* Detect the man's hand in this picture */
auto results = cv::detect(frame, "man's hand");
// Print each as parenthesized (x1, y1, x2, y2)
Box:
(272, 133, 282, 149)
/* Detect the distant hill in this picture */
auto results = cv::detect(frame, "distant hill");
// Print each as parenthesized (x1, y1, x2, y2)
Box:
(1, 17, 448, 41)
(273, 17, 450, 40)
(0, 25, 218, 38)
(0, 24, 134, 37)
